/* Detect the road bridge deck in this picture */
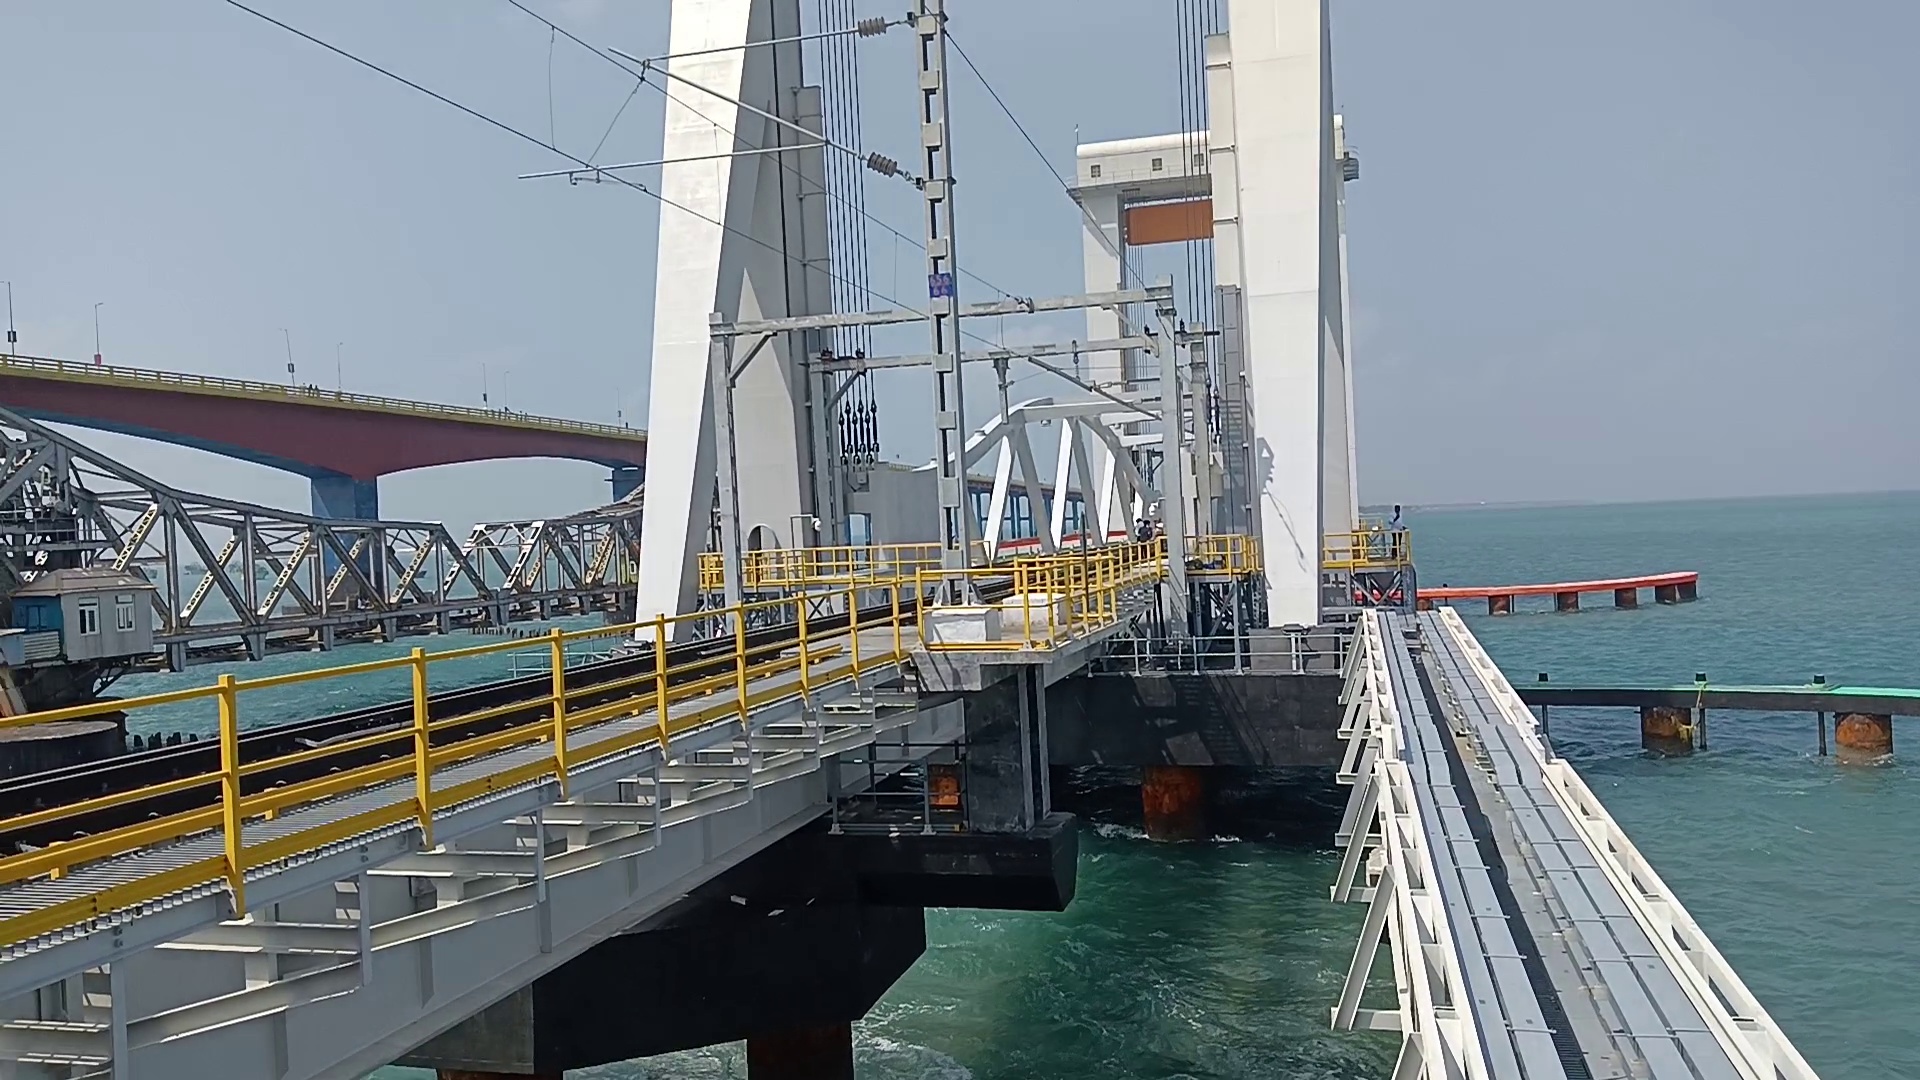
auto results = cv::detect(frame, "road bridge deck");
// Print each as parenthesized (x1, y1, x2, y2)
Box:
(1331, 609, 1819, 1079)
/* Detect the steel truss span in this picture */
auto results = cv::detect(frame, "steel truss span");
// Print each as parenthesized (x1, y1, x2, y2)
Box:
(1330, 609, 1820, 1079)
(0, 407, 640, 673)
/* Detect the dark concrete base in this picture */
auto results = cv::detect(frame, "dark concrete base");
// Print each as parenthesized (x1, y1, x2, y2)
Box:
(1047, 673, 1343, 767)
(0, 719, 124, 779)
(747, 1023, 854, 1080)
(402, 900, 923, 1073)
(403, 809, 1081, 1074)
(836, 812, 1078, 911)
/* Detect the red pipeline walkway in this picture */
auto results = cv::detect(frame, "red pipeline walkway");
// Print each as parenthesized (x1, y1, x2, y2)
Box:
(1417, 572, 1698, 614)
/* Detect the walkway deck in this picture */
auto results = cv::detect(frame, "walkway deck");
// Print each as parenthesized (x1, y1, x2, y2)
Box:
(1331, 609, 1817, 1078)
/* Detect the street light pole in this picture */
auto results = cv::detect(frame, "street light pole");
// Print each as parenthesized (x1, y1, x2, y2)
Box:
(93, 302, 103, 365)
(281, 328, 296, 386)
(3, 282, 15, 354)
(335, 341, 343, 391)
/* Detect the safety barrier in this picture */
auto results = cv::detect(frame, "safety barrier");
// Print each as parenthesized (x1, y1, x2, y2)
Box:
(916, 539, 1167, 651)
(697, 542, 943, 592)
(695, 531, 1250, 594)
(0, 586, 914, 951)
(1186, 533, 1262, 578)
(1322, 521, 1411, 571)
(0, 352, 643, 442)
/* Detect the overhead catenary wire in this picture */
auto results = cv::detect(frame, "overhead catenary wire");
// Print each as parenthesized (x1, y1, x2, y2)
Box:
(218, 0, 879, 309)
(221, 1, 1131, 425)
(500, 0, 1025, 305)
(945, 29, 1148, 292)
(219, 0, 1113, 407)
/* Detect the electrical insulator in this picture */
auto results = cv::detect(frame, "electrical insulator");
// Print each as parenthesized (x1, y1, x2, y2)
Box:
(855, 17, 889, 36)
(864, 153, 900, 178)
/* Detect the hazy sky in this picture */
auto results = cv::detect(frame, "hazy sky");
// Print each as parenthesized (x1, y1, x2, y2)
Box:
(2, 0, 1914, 528)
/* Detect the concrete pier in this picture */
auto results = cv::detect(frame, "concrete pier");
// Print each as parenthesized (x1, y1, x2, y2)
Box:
(747, 1023, 854, 1080)
(1614, 587, 1637, 609)
(1487, 594, 1512, 615)
(1555, 591, 1579, 613)
(1141, 764, 1207, 841)
(1834, 712, 1893, 764)
(1639, 705, 1694, 755)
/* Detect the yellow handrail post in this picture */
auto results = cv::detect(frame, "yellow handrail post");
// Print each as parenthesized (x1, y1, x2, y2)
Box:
(1018, 565, 1034, 646)
(410, 647, 434, 848)
(914, 569, 929, 647)
(890, 581, 902, 659)
(548, 628, 570, 799)
(217, 673, 246, 916)
(846, 586, 861, 678)
(797, 591, 811, 696)
(732, 605, 749, 726)
(653, 614, 670, 747)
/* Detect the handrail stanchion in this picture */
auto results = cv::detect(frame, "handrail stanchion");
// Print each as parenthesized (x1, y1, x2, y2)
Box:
(653, 614, 670, 746)
(915, 569, 928, 647)
(891, 580, 903, 659)
(217, 673, 246, 916)
(410, 647, 434, 848)
(1018, 565, 1033, 647)
(847, 585, 862, 678)
(797, 592, 811, 696)
(732, 604, 750, 728)
(548, 628, 570, 798)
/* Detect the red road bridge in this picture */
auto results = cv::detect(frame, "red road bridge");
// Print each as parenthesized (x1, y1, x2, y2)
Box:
(0, 353, 649, 518)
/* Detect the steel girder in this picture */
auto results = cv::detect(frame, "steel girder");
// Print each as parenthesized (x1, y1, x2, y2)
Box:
(0, 409, 639, 670)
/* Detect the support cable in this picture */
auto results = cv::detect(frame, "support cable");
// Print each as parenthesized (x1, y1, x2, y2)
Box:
(502, 0, 1023, 305)
(945, 30, 1148, 291)
(222, 0, 1121, 429)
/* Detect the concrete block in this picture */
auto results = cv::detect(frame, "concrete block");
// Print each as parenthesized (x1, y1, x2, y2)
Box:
(921, 605, 1002, 645)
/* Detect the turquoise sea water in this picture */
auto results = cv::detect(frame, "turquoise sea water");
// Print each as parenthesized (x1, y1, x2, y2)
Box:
(351, 492, 1920, 1078)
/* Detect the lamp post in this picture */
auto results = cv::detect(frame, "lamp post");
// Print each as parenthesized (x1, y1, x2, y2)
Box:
(282, 328, 296, 386)
(93, 302, 103, 365)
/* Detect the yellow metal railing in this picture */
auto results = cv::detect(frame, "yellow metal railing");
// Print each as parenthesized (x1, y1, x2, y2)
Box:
(0, 352, 645, 443)
(1186, 534, 1262, 578)
(917, 538, 1168, 651)
(698, 533, 1239, 594)
(697, 543, 942, 592)
(1323, 522, 1412, 572)
(0, 587, 915, 951)
(0, 535, 1203, 948)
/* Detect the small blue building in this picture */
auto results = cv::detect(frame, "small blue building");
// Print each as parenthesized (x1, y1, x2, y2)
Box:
(9, 568, 157, 662)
